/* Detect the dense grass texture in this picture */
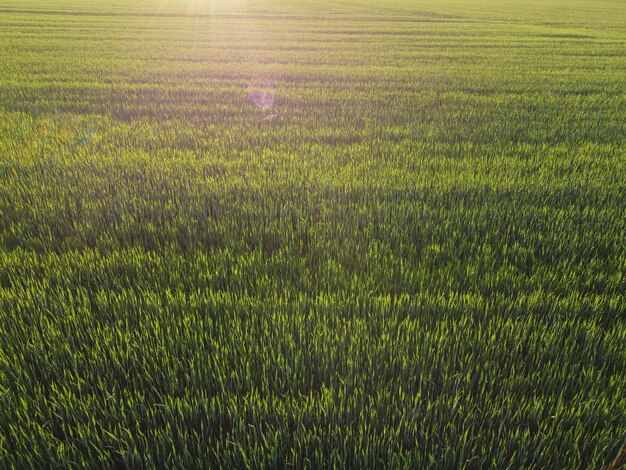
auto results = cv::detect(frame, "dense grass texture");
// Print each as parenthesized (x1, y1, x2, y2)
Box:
(0, 0, 625, 467)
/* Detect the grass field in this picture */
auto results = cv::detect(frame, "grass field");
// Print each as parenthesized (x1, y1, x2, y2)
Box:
(1, 0, 625, 467)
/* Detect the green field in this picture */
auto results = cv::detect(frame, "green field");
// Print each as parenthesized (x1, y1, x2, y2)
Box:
(1, 0, 625, 467)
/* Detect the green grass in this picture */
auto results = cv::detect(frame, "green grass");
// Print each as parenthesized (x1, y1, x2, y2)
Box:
(1, 0, 625, 467)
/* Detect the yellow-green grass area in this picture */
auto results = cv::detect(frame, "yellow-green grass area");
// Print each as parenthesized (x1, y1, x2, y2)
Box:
(0, 0, 625, 467)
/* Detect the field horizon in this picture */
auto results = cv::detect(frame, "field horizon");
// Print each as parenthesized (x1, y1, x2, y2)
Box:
(1, 0, 625, 467)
